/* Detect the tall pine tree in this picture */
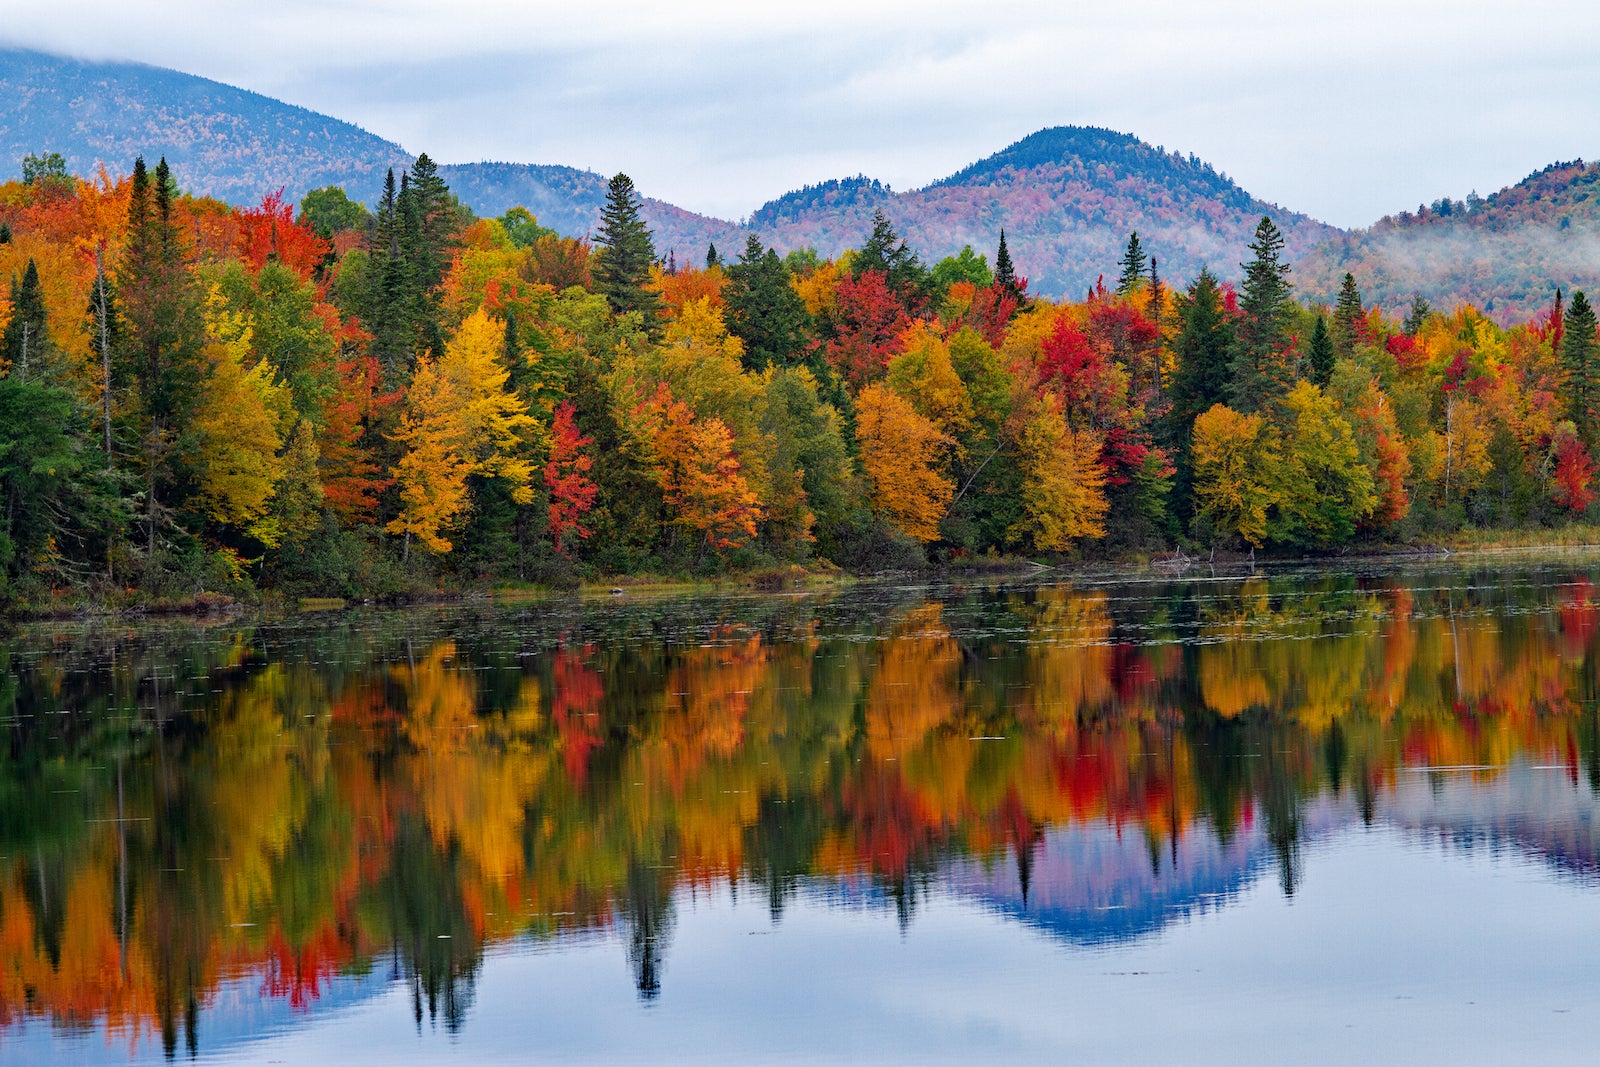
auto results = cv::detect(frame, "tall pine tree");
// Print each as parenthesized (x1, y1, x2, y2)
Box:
(2, 258, 53, 382)
(118, 156, 204, 558)
(1331, 272, 1363, 359)
(1562, 289, 1599, 445)
(1307, 313, 1334, 387)
(1227, 216, 1294, 414)
(994, 229, 1018, 298)
(1116, 232, 1147, 295)
(594, 173, 661, 324)
(725, 233, 808, 372)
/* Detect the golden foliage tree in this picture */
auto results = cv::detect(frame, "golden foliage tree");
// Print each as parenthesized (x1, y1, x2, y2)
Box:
(855, 382, 953, 542)
(1190, 403, 1278, 547)
(1012, 394, 1109, 548)
(387, 308, 536, 554)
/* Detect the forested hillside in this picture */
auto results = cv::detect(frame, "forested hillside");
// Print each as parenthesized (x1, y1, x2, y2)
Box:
(0, 48, 413, 205)
(2, 149, 1600, 611)
(745, 127, 1339, 298)
(1297, 160, 1600, 322)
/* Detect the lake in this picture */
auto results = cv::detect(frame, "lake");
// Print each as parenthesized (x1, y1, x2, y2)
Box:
(6, 558, 1600, 1065)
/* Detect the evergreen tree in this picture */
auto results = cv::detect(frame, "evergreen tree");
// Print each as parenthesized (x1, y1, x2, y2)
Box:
(1307, 313, 1334, 387)
(1331, 272, 1363, 358)
(1562, 289, 1599, 444)
(2, 258, 54, 381)
(117, 156, 204, 558)
(0, 222, 10, 244)
(705, 242, 719, 269)
(725, 233, 808, 372)
(594, 173, 661, 324)
(1166, 268, 1234, 512)
(1403, 293, 1431, 337)
(854, 210, 927, 308)
(1227, 216, 1294, 414)
(994, 229, 1017, 294)
(367, 168, 413, 384)
(87, 248, 120, 465)
(1116, 232, 1147, 295)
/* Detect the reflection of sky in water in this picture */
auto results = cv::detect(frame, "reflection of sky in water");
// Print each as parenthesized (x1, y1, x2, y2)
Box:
(19, 823, 1600, 1066)
(16, 770, 1600, 1066)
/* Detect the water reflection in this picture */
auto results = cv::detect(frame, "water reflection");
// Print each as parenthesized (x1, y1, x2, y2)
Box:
(4, 563, 1600, 1057)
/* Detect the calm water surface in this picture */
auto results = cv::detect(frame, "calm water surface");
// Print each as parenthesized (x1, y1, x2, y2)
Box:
(6, 559, 1600, 1064)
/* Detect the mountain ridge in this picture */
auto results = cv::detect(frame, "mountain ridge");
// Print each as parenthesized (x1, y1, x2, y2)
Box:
(5, 45, 1598, 311)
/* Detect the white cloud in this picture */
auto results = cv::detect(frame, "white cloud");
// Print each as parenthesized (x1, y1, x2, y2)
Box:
(3, 0, 1599, 226)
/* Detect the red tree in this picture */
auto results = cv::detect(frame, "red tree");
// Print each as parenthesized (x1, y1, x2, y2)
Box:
(544, 401, 598, 554)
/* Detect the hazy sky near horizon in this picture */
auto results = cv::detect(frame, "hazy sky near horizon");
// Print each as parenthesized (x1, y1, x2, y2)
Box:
(4, 0, 1598, 228)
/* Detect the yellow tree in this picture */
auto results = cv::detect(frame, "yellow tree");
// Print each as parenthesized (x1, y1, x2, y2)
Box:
(1011, 393, 1109, 548)
(886, 322, 973, 448)
(387, 308, 537, 554)
(1191, 403, 1278, 547)
(193, 285, 291, 544)
(855, 382, 953, 541)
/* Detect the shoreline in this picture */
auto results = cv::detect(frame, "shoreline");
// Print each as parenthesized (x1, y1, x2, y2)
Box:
(14, 532, 1600, 623)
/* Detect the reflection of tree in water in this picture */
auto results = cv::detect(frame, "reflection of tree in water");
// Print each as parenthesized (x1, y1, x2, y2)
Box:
(378, 815, 481, 1033)
(621, 857, 675, 1001)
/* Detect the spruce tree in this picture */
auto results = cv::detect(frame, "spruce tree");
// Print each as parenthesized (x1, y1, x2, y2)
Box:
(1563, 289, 1599, 444)
(1227, 216, 1294, 414)
(706, 242, 719, 269)
(1116, 232, 1147, 295)
(1308, 313, 1335, 387)
(2, 258, 53, 381)
(994, 229, 1018, 293)
(854, 209, 927, 307)
(1331, 272, 1363, 359)
(725, 233, 808, 372)
(1166, 268, 1233, 523)
(1168, 269, 1232, 438)
(594, 173, 661, 323)
(1403, 293, 1431, 337)
(0, 222, 10, 244)
(117, 155, 203, 558)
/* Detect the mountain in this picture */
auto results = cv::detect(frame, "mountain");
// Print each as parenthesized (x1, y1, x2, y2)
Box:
(0, 47, 413, 205)
(16, 45, 1587, 311)
(742, 127, 1342, 298)
(1294, 159, 1600, 322)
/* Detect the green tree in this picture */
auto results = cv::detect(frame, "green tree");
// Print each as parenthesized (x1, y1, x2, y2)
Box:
(297, 186, 369, 238)
(1403, 293, 1431, 337)
(929, 246, 992, 295)
(594, 173, 662, 324)
(1167, 269, 1233, 444)
(497, 207, 554, 248)
(758, 366, 854, 558)
(118, 156, 205, 558)
(1563, 289, 1600, 444)
(1270, 381, 1376, 547)
(994, 229, 1019, 298)
(1116, 232, 1147, 295)
(2, 258, 56, 382)
(854, 210, 927, 308)
(1307, 313, 1334, 387)
(725, 234, 809, 372)
(0, 377, 120, 598)
(20, 151, 71, 196)
(1331, 273, 1363, 359)
(1227, 217, 1295, 414)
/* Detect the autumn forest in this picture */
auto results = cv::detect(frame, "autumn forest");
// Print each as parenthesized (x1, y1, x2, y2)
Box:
(2, 151, 1600, 607)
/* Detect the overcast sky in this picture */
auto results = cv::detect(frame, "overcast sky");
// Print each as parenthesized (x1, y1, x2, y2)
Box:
(5, 0, 1598, 228)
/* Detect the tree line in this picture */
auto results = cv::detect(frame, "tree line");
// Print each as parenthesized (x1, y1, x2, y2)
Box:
(1, 151, 1598, 604)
